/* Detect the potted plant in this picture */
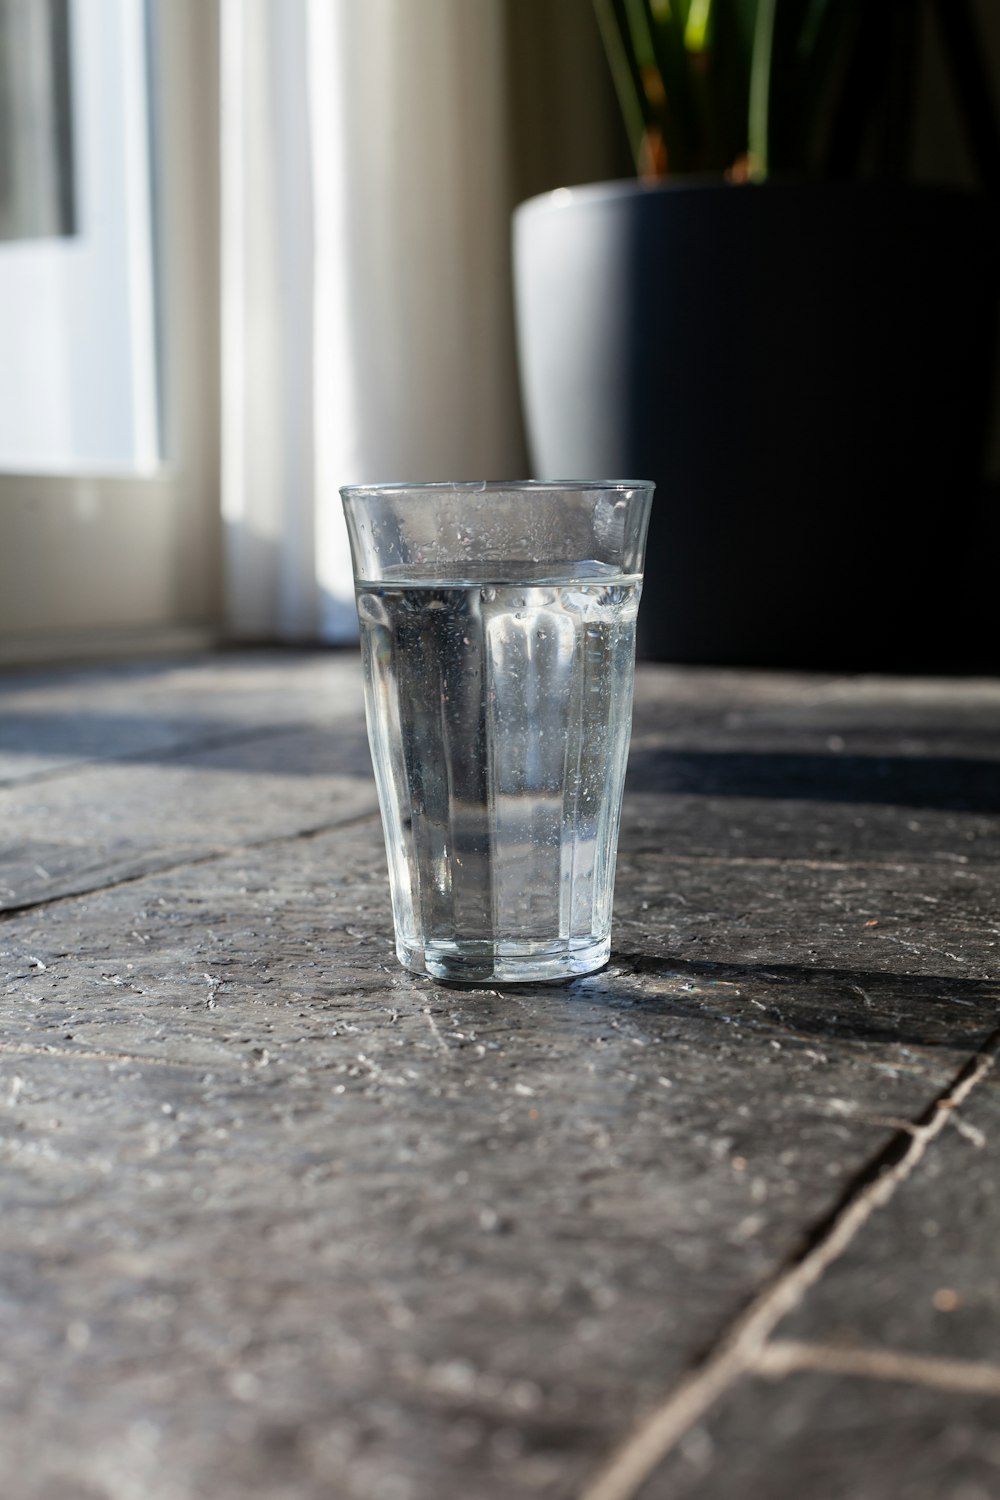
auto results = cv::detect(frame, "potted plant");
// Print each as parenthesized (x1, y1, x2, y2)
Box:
(513, 0, 1000, 668)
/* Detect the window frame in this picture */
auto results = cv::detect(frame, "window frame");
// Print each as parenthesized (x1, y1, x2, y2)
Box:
(0, 0, 221, 663)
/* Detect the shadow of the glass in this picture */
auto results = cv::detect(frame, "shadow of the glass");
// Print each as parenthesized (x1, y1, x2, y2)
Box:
(413, 952, 999, 1056)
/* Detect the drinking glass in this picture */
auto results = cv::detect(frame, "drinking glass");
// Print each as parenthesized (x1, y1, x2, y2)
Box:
(340, 481, 654, 983)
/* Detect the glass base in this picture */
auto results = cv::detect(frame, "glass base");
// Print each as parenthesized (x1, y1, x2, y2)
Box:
(396, 935, 611, 985)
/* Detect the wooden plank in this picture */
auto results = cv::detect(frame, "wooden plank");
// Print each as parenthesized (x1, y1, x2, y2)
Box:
(0, 651, 997, 1498)
(0, 730, 377, 912)
(0, 819, 984, 1500)
(0, 651, 367, 784)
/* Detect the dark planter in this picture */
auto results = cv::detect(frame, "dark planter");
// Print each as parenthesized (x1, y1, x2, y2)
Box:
(513, 180, 998, 670)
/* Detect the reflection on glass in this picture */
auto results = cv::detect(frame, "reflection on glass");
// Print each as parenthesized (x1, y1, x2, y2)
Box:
(0, 0, 75, 242)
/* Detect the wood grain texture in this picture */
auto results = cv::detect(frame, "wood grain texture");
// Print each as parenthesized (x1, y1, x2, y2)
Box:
(0, 652, 997, 1500)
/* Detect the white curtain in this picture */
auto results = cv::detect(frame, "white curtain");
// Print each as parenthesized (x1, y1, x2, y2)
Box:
(220, 0, 527, 642)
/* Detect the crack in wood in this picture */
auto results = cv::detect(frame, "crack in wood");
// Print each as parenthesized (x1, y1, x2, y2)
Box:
(756, 1339, 1000, 1396)
(0, 808, 382, 920)
(581, 1030, 1000, 1500)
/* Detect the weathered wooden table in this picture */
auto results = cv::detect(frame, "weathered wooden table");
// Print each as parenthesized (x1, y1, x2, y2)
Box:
(1, 651, 998, 1500)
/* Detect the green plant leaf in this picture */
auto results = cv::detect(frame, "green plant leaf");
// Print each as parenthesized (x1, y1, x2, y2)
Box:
(747, 0, 776, 175)
(684, 0, 713, 53)
(592, 0, 649, 169)
(591, 0, 960, 183)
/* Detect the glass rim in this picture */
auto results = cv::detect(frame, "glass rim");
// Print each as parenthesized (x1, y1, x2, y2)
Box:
(339, 479, 654, 499)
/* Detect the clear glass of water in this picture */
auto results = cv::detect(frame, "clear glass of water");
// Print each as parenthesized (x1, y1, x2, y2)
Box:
(339, 481, 655, 984)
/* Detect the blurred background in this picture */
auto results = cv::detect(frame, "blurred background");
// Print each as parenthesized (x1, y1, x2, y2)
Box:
(0, 0, 997, 670)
